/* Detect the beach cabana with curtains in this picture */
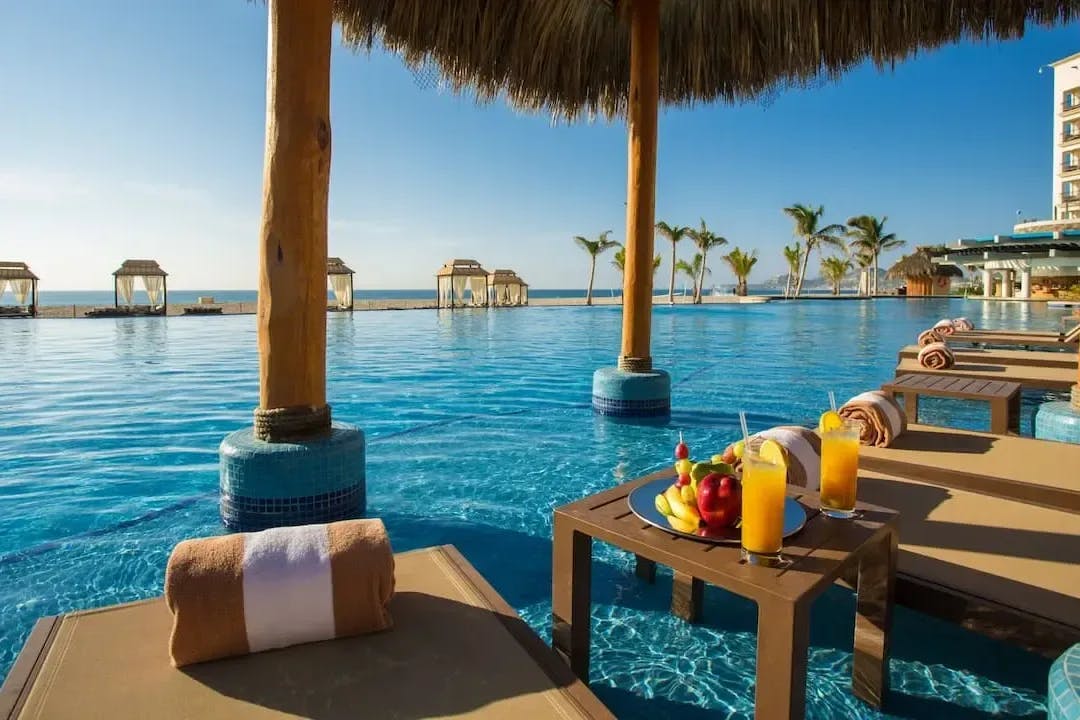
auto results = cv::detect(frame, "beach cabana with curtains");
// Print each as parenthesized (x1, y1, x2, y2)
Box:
(0, 262, 39, 317)
(113, 260, 168, 314)
(436, 259, 489, 308)
(488, 269, 529, 306)
(327, 257, 355, 311)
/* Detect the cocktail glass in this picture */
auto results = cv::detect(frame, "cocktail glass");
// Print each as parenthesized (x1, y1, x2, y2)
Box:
(740, 448, 787, 566)
(820, 419, 860, 518)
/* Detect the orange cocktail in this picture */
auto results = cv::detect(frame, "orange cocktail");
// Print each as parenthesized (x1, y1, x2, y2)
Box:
(740, 450, 786, 565)
(820, 420, 860, 518)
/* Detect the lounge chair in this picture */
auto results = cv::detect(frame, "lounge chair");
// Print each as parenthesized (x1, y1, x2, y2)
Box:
(859, 470, 1080, 656)
(894, 356, 1076, 391)
(897, 345, 1076, 369)
(0, 545, 614, 720)
(858, 423, 1080, 512)
(948, 324, 1080, 349)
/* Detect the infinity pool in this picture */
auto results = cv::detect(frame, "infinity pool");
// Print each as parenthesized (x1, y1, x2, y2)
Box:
(0, 299, 1071, 718)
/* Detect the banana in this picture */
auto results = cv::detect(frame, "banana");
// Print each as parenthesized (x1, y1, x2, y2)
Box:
(679, 483, 696, 506)
(664, 485, 700, 524)
(655, 493, 673, 517)
(665, 515, 699, 533)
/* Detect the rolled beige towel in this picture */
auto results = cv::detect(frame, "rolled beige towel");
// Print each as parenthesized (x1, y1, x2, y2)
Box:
(917, 328, 943, 346)
(838, 391, 907, 447)
(726, 426, 821, 490)
(952, 317, 974, 331)
(918, 342, 954, 369)
(932, 319, 956, 336)
(165, 519, 394, 667)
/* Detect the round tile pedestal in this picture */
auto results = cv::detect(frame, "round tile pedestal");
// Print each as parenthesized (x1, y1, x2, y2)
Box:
(1035, 388, 1080, 445)
(219, 422, 365, 531)
(1050, 644, 1080, 720)
(592, 367, 671, 419)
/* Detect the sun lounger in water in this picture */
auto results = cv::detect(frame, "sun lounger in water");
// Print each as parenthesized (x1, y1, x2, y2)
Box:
(0, 545, 614, 719)
(859, 470, 1080, 656)
(898, 345, 1076, 369)
(894, 356, 1076, 391)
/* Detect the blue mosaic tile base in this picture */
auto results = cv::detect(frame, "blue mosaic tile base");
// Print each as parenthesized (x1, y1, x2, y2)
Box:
(219, 422, 365, 531)
(592, 367, 671, 418)
(1050, 644, 1080, 720)
(1035, 399, 1080, 446)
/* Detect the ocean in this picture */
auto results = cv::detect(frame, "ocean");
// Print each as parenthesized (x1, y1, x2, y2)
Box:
(34, 286, 847, 306)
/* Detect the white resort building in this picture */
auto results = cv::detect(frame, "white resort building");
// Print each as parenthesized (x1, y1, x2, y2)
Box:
(935, 51, 1080, 299)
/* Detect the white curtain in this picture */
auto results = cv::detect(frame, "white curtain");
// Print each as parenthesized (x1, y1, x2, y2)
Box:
(117, 275, 135, 306)
(437, 276, 452, 307)
(11, 279, 31, 305)
(142, 275, 163, 306)
(0, 280, 7, 302)
(452, 275, 467, 306)
(521, 286, 528, 304)
(469, 276, 486, 305)
(510, 284, 521, 305)
(501, 285, 511, 305)
(329, 274, 352, 308)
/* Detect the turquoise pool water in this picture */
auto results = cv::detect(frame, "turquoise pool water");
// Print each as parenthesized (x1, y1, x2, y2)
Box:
(0, 299, 1072, 718)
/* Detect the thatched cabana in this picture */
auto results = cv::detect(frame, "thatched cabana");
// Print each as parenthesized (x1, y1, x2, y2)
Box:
(327, 257, 355, 311)
(0, 262, 39, 318)
(887, 247, 964, 297)
(488, 269, 529, 307)
(112, 260, 167, 314)
(436, 259, 489, 308)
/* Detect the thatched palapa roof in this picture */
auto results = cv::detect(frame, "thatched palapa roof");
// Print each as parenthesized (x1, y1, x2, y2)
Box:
(887, 247, 964, 279)
(335, 1, 1080, 119)
(488, 269, 528, 287)
(327, 257, 355, 275)
(436, 259, 489, 278)
(0, 262, 38, 281)
(114, 259, 167, 277)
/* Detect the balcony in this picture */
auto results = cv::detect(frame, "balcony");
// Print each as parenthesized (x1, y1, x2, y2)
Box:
(1063, 100, 1080, 114)
(1063, 130, 1080, 144)
(1063, 162, 1080, 174)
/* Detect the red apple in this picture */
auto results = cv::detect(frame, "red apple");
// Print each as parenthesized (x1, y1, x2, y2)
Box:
(675, 473, 691, 487)
(696, 473, 741, 528)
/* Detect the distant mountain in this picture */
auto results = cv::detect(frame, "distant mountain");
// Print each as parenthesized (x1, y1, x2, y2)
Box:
(764, 268, 892, 291)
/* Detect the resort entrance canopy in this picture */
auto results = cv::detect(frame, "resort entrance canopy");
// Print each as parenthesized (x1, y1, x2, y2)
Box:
(112, 260, 167, 313)
(934, 231, 1080, 298)
(0, 261, 39, 317)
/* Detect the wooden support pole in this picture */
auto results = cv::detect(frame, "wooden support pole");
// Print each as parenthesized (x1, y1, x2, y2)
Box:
(618, 0, 660, 373)
(257, 0, 332, 425)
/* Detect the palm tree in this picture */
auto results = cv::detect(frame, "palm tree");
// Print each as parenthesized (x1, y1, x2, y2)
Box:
(612, 247, 663, 279)
(781, 243, 802, 298)
(782, 204, 846, 297)
(655, 221, 691, 304)
(674, 253, 709, 299)
(820, 256, 853, 296)
(845, 215, 904, 296)
(685, 219, 727, 303)
(722, 247, 759, 296)
(573, 230, 619, 305)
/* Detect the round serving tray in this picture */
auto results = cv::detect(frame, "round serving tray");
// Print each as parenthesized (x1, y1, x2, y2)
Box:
(627, 477, 807, 545)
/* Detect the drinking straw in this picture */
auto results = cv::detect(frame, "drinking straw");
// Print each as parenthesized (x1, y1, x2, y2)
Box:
(829, 391, 837, 412)
(739, 411, 751, 450)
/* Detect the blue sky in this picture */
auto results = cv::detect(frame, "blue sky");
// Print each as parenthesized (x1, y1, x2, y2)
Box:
(0, 3, 1077, 291)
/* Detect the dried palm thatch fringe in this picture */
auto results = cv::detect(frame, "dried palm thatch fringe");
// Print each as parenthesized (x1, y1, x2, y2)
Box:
(887, 246, 965, 280)
(331, 0, 1080, 120)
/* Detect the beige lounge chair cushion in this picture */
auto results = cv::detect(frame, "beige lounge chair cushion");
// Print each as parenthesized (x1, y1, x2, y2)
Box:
(13, 546, 607, 719)
(859, 472, 1080, 631)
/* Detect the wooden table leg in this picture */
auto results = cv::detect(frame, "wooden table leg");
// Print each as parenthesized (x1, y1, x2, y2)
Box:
(754, 599, 809, 719)
(671, 571, 703, 622)
(852, 528, 897, 709)
(552, 518, 593, 681)
(634, 555, 656, 583)
(902, 392, 919, 425)
(1008, 392, 1021, 434)
(990, 397, 1009, 435)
